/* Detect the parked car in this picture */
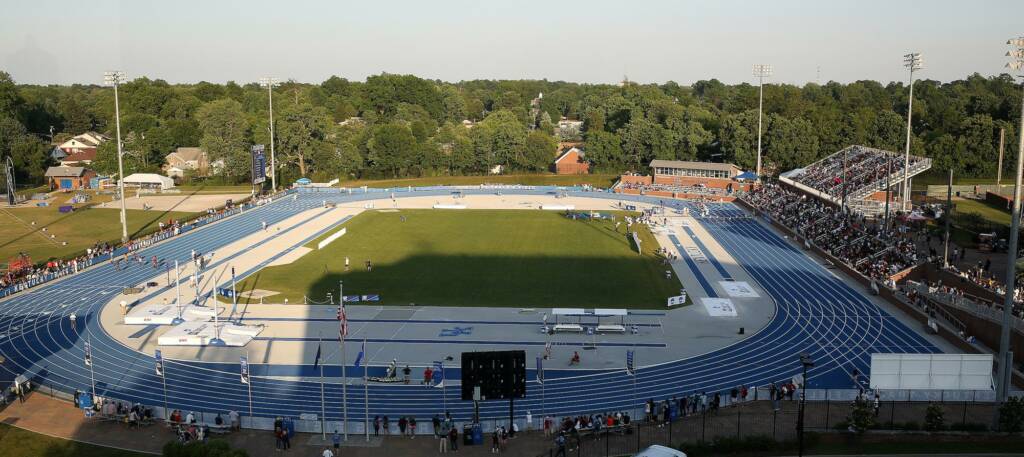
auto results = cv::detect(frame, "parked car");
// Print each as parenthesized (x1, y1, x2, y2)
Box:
(634, 445, 687, 457)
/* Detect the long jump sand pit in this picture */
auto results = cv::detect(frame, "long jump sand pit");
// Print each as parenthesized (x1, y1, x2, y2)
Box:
(97, 193, 249, 212)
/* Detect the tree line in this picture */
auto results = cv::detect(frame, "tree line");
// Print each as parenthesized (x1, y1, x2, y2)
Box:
(0, 70, 1021, 188)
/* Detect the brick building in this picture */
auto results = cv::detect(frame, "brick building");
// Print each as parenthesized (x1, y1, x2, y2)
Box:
(554, 147, 589, 175)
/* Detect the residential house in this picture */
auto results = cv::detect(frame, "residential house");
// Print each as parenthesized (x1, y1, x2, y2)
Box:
(164, 147, 213, 177)
(556, 117, 583, 139)
(58, 132, 109, 166)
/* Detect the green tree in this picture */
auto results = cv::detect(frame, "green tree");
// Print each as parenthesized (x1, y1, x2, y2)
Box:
(195, 99, 251, 180)
(523, 130, 557, 171)
(368, 122, 417, 177)
(276, 103, 332, 177)
(583, 130, 623, 170)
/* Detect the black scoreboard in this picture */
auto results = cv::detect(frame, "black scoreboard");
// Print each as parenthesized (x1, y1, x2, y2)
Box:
(461, 350, 526, 401)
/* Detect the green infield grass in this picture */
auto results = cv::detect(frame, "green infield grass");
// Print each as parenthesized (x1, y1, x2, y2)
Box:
(236, 209, 681, 308)
(0, 206, 194, 267)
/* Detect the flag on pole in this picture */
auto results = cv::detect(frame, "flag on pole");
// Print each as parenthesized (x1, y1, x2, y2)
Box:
(313, 338, 323, 370)
(626, 350, 635, 376)
(337, 301, 348, 339)
(240, 356, 250, 384)
(353, 339, 365, 368)
(536, 356, 544, 384)
(84, 340, 93, 367)
(155, 350, 164, 377)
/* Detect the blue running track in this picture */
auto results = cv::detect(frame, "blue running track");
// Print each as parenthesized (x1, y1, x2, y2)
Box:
(0, 187, 938, 422)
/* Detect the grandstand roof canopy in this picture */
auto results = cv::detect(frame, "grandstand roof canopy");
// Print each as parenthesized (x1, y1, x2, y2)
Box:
(649, 160, 738, 172)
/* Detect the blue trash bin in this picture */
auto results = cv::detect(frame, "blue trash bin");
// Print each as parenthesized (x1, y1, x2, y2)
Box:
(471, 424, 483, 445)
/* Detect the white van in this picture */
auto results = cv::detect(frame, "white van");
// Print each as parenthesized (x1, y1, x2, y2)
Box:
(634, 444, 687, 457)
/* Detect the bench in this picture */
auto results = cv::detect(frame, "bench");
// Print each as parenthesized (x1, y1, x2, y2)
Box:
(553, 324, 584, 333)
(596, 324, 626, 334)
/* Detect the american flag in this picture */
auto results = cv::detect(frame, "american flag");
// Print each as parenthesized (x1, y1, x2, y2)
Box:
(337, 301, 348, 340)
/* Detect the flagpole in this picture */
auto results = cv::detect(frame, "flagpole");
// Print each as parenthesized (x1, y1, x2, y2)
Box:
(245, 350, 253, 428)
(340, 280, 348, 441)
(320, 333, 326, 440)
(231, 267, 238, 319)
(174, 260, 182, 323)
(364, 337, 369, 442)
(157, 351, 168, 420)
(87, 337, 96, 400)
(632, 345, 638, 421)
(540, 358, 545, 424)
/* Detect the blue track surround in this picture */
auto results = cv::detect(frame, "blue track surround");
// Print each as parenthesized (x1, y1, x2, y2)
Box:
(0, 187, 939, 422)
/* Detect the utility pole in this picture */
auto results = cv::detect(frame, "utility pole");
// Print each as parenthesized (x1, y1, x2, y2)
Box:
(104, 71, 129, 242)
(943, 170, 953, 268)
(998, 128, 1006, 188)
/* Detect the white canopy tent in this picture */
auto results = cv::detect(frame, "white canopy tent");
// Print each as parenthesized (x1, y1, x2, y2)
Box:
(121, 173, 175, 190)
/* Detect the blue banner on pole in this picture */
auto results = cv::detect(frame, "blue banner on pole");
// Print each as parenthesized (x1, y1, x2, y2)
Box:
(342, 295, 360, 303)
(218, 287, 236, 298)
(155, 350, 164, 377)
(84, 340, 92, 367)
(626, 350, 635, 376)
(251, 145, 266, 185)
(536, 356, 544, 384)
(361, 294, 380, 302)
(240, 356, 250, 384)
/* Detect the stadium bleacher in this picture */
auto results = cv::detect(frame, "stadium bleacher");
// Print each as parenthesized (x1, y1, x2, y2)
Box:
(743, 182, 920, 281)
(788, 145, 931, 202)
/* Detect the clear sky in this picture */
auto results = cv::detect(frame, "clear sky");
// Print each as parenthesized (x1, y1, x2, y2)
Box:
(1, 0, 1021, 86)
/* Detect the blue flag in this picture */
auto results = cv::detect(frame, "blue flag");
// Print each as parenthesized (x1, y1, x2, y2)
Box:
(626, 350, 635, 376)
(353, 339, 365, 368)
(313, 340, 322, 370)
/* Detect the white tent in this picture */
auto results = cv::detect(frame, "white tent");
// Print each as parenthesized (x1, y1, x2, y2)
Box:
(121, 173, 175, 190)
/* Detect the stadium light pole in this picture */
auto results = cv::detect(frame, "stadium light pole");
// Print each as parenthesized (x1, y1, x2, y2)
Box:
(753, 64, 773, 179)
(797, 353, 814, 457)
(997, 37, 1024, 407)
(104, 71, 129, 242)
(901, 53, 923, 212)
(259, 77, 280, 192)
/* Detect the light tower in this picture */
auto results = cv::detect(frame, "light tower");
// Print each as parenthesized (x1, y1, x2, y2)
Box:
(104, 70, 129, 242)
(752, 64, 773, 178)
(901, 53, 923, 211)
(996, 37, 1024, 408)
(259, 77, 280, 192)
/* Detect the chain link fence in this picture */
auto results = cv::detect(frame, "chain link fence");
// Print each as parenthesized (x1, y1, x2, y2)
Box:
(533, 396, 1000, 457)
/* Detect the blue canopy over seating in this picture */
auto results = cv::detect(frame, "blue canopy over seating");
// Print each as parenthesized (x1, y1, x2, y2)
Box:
(734, 171, 758, 181)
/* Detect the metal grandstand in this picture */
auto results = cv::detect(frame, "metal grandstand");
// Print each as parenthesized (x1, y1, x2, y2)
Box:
(779, 145, 931, 216)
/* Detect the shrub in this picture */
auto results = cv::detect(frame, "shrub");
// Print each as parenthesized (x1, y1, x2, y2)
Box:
(847, 399, 876, 434)
(948, 422, 989, 432)
(999, 396, 1024, 432)
(925, 403, 946, 431)
(162, 439, 248, 457)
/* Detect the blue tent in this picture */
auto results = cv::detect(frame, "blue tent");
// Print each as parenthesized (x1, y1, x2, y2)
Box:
(295, 177, 312, 185)
(735, 171, 758, 181)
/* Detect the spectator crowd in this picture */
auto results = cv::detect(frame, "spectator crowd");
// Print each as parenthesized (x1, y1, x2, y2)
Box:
(744, 182, 920, 281)
(791, 145, 927, 200)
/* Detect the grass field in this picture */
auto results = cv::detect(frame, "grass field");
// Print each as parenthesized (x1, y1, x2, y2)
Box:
(338, 173, 620, 189)
(237, 209, 680, 308)
(0, 206, 194, 266)
(0, 423, 146, 457)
